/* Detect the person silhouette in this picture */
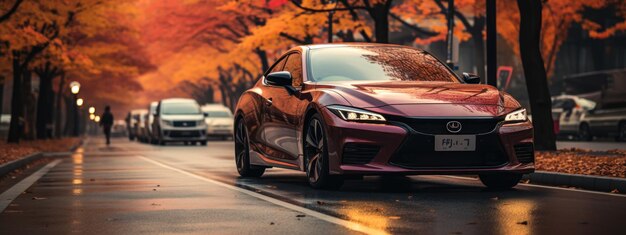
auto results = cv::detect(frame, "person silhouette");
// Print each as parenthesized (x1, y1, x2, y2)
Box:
(100, 106, 114, 145)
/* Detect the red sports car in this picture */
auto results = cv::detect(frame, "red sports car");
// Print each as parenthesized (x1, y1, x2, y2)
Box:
(234, 43, 534, 189)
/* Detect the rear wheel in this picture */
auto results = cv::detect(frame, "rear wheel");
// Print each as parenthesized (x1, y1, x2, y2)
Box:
(479, 173, 522, 189)
(304, 114, 343, 190)
(234, 118, 265, 177)
(578, 123, 592, 141)
(200, 141, 207, 146)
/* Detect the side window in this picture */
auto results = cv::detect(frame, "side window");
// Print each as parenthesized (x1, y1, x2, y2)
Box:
(283, 53, 303, 87)
(266, 57, 287, 76)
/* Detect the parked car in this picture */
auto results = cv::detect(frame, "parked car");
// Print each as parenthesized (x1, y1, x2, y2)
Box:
(234, 43, 534, 189)
(152, 98, 207, 145)
(551, 95, 596, 138)
(201, 104, 234, 140)
(111, 120, 128, 137)
(579, 103, 626, 141)
(130, 109, 148, 142)
(145, 102, 158, 144)
(136, 110, 150, 142)
(126, 110, 144, 141)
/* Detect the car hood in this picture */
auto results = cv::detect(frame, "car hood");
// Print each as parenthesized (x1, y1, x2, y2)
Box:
(205, 117, 233, 126)
(318, 81, 521, 117)
(161, 114, 204, 121)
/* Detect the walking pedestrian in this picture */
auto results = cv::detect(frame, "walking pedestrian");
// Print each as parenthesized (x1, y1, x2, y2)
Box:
(100, 106, 114, 145)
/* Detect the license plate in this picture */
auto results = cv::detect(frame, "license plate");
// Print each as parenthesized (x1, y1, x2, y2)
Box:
(435, 135, 476, 151)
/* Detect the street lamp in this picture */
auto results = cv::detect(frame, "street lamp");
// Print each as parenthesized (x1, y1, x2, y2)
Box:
(88, 106, 95, 114)
(94, 116, 101, 123)
(70, 81, 81, 136)
(89, 114, 95, 120)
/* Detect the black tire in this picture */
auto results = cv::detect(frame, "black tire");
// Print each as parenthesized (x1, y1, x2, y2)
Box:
(234, 118, 265, 177)
(304, 114, 343, 190)
(159, 140, 166, 146)
(617, 122, 626, 142)
(200, 141, 207, 146)
(578, 123, 592, 141)
(479, 173, 522, 189)
(191, 141, 197, 145)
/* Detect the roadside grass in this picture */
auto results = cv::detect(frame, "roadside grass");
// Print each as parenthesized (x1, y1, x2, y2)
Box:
(0, 138, 80, 165)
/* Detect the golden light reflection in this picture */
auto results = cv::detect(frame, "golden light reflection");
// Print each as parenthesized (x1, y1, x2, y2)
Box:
(340, 205, 392, 235)
(73, 169, 83, 176)
(495, 199, 537, 235)
(72, 154, 84, 165)
(72, 179, 83, 185)
(72, 189, 83, 195)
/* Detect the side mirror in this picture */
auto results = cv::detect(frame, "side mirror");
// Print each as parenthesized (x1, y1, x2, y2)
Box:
(266, 71, 292, 86)
(462, 72, 481, 84)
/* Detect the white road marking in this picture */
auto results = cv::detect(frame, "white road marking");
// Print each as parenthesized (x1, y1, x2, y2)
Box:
(0, 159, 62, 212)
(442, 175, 626, 198)
(138, 156, 389, 235)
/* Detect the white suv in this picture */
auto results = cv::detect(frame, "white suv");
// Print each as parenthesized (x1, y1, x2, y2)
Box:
(201, 104, 234, 140)
(152, 98, 207, 146)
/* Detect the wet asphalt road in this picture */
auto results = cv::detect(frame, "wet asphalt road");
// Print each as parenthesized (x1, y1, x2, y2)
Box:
(1, 138, 626, 235)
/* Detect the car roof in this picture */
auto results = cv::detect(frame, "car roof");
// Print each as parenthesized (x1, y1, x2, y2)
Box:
(160, 98, 197, 104)
(201, 104, 230, 111)
(302, 42, 423, 51)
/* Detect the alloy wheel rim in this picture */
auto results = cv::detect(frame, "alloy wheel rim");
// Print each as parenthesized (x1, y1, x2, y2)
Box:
(305, 119, 324, 183)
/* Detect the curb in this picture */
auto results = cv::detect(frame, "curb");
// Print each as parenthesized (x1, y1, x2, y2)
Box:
(0, 152, 44, 177)
(524, 171, 626, 192)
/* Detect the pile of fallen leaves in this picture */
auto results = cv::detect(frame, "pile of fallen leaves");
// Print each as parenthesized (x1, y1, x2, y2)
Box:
(0, 138, 80, 165)
(536, 148, 626, 178)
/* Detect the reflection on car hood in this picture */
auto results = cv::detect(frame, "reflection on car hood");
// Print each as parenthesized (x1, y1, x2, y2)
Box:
(319, 81, 520, 108)
(161, 114, 204, 121)
(205, 117, 233, 126)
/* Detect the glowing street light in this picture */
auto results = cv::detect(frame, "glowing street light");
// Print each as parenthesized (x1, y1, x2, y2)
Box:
(89, 114, 95, 120)
(70, 81, 81, 95)
(94, 116, 101, 122)
(76, 98, 84, 107)
(88, 106, 95, 114)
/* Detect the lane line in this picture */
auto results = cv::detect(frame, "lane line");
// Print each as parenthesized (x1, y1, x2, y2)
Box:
(137, 156, 389, 235)
(0, 159, 63, 212)
(442, 175, 626, 198)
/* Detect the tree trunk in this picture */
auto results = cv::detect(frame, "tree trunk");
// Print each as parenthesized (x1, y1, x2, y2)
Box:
(7, 58, 23, 143)
(371, 3, 390, 43)
(22, 70, 36, 140)
(471, 16, 486, 82)
(517, 0, 556, 150)
(254, 48, 269, 73)
(54, 75, 65, 138)
(36, 75, 54, 139)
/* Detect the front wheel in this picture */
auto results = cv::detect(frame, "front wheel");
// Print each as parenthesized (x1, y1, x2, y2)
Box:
(578, 123, 592, 141)
(479, 173, 522, 189)
(304, 114, 343, 190)
(234, 119, 265, 177)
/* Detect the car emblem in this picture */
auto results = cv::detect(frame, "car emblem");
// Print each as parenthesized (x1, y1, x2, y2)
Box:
(183, 122, 188, 126)
(446, 121, 462, 133)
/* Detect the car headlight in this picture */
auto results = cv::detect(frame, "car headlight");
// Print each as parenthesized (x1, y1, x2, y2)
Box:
(327, 105, 386, 122)
(162, 120, 173, 126)
(505, 109, 527, 122)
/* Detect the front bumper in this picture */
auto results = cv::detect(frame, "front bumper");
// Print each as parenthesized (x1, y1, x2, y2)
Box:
(320, 107, 535, 175)
(161, 127, 207, 141)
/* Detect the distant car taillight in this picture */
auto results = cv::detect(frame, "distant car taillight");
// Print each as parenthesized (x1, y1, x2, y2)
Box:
(553, 120, 560, 134)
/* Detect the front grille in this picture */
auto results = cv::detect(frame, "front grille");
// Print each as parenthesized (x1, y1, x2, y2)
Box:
(173, 121, 197, 127)
(389, 131, 508, 169)
(168, 130, 201, 138)
(342, 143, 380, 164)
(388, 117, 502, 135)
(514, 143, 535, 163)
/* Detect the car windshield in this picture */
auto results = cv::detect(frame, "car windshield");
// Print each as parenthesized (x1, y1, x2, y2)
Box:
(205, 111, 232, 118)
(162, 102, 200, 115)
(309, 46, 459, 82)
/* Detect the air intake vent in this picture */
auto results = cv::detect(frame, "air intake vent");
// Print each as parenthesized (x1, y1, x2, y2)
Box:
(342, 143, 380, 165)
(514, 143, 534, 163)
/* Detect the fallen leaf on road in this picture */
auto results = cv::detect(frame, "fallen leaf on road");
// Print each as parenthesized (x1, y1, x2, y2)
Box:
(153, 189, 157, 191)
(90, 179, 95, 182)
(517, 221, 528, 225)
(270, 222, 275, 225)
(157, 185, 160, 187)
(31, 197, 46, 200)
(151, 203, 161, 206)
(610, 189, 619, 194)
(296, 214, 306, 218)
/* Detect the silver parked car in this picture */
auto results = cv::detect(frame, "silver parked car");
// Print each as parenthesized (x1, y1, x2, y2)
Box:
(152, 98, 207, 146)
(201, 104, 234, 140)
(551, 95, 596, 138)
